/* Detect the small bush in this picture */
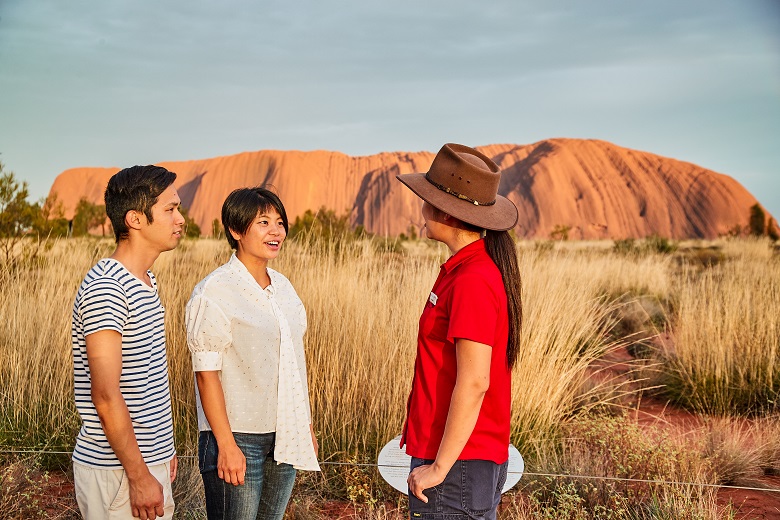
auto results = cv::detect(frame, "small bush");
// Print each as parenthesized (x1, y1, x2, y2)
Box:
(550, 224, 572, 241)
(642, 235, 678, 255)
(754, 417, 780, 476)
(613, 238, 637, 255)
(701, 419, 765, 486)
(612, 236, 677, 257)
(746, 204, 779, 240)
(769, 220, 779, 241)
(211, 218, 224, 239)
(749, 204, 766, 236)
(178, 206, 201, 238)
(679, 247, 724, 269)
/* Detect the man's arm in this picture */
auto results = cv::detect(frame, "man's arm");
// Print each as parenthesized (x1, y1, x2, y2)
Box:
(407, 338, 491, 502)
(86, 329, 165, 520)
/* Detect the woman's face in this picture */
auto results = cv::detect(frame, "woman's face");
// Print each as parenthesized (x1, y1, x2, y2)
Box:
(421, 201, 445, 242)
(232, 207, 286, 262)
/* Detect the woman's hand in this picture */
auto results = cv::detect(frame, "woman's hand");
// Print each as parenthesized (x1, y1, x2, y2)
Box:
(407, 462, 447, 502)
(407, 340, 491, 503)
(309, 423, 319, 458)
(217, 442, 246, 486)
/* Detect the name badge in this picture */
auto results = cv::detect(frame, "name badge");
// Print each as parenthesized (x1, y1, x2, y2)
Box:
(428, 292, 438, 306)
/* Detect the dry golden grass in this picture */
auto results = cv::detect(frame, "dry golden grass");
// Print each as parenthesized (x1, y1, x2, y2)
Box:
(0, 236, 778, 518)
(755, 416, 780, 476)
(720, 236, 776, 261)
(500, 413, 735, 520)
(660, 250, 780, 415)
(158, 237, 639, 457)
(0, 239, 113, 447)
(699, 417, 768, 486)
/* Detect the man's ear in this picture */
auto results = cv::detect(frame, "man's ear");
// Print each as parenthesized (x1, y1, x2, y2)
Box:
(124, 210, 144, 232)
(229, 227, 242, 242)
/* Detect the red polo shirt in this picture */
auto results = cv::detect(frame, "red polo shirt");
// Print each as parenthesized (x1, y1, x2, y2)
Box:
(401, 239, 511, 464)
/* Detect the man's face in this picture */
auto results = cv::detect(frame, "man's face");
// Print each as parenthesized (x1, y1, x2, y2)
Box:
(142, 184, 185, 252)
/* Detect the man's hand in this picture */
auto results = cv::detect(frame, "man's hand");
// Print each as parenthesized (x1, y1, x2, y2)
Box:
(170, 454, 178, 483)
(407, 463, 447, 503)
(128, 470, 165, 520)
(217, 442, 246, 486)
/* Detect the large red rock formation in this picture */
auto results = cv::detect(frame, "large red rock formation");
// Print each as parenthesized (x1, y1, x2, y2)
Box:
(48, 138, 772, 239)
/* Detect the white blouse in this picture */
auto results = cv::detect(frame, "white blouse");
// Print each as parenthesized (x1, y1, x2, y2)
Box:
(186, 253, 319, 471)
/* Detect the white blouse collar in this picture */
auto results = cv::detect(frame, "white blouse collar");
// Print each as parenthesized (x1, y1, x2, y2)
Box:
(227, 253, 277, 295)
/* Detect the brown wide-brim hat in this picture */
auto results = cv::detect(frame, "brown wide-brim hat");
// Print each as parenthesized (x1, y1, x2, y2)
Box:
(396, 143, 518, 231)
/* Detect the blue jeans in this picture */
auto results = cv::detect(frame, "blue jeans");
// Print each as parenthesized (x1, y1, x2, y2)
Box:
(408, 457, 508, 520)
(199, 431, 296, 520)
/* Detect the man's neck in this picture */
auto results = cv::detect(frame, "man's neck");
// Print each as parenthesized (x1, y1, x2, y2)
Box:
(110, 239, 160, 284)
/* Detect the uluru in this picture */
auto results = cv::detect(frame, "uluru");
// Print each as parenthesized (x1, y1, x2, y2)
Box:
(47, 138, 774, 239)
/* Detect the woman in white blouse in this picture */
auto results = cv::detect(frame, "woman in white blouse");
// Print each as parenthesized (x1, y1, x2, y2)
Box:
(186, 187, 319, 520)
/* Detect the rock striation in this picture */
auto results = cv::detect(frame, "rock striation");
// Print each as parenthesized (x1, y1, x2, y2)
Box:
(48, 138, 773, 239)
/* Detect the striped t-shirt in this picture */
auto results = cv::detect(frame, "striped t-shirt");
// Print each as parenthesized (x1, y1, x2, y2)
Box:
(71, 258, 175, 468)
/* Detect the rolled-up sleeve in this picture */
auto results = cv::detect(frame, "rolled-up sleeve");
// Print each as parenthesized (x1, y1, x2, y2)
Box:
(186, 292, 232, 371)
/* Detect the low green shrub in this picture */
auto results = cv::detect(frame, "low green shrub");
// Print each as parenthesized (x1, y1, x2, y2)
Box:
(613, 238, 637, 255)
(642, 235, 678, 255)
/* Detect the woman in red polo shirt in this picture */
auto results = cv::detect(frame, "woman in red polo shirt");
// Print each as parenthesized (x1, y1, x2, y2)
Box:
(396, 143, 521, 520)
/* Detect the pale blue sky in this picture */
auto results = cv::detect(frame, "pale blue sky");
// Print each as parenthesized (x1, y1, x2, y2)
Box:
(1, 1, 778, 217)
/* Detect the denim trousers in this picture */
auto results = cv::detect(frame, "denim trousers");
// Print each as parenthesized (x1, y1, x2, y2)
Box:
(199, 431, 296, 520)
(408, 457, 508, 520)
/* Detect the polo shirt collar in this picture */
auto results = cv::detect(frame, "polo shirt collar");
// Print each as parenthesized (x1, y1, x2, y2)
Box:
(441, 238, 486, 274)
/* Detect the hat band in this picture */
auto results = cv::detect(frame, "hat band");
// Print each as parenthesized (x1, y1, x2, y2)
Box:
(424, 174, 496, 207)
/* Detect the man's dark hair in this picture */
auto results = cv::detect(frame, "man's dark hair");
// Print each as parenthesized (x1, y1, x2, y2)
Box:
(104, 165, 177, 243)
(222, 187, 289, 250)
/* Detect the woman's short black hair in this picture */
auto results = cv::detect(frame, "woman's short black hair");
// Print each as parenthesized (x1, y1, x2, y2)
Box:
(221, 187, 289, 250)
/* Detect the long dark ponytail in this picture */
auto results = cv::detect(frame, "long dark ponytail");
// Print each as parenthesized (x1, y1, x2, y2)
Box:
(484, 230, 522, 369)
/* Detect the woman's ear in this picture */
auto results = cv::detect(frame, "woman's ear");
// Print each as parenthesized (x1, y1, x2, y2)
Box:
(229, 228, 242, 242)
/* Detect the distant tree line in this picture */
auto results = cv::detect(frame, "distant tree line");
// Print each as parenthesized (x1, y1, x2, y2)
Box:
(0, 162, 201, 261)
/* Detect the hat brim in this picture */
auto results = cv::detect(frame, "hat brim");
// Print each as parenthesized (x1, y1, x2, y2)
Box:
(396, 173, 518, 231)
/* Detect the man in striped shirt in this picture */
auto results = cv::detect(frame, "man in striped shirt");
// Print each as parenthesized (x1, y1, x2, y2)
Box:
(71, 165, 185, 520)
